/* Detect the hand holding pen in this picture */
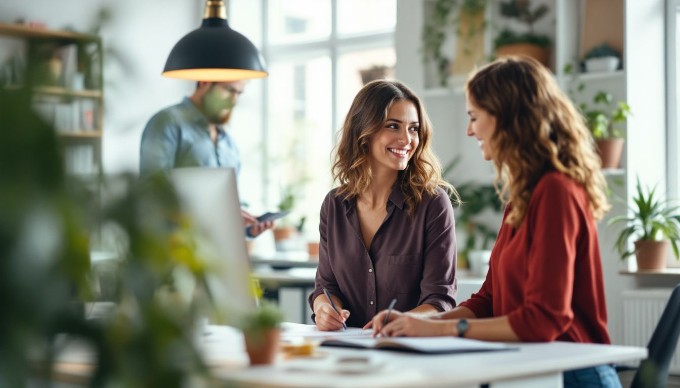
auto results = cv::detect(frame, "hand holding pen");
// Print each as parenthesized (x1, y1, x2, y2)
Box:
(367, 298, 399, 337)
(320, 288, 348, 331)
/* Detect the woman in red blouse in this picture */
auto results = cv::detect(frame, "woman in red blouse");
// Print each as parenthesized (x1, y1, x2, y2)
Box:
(371, 57, 619, 387)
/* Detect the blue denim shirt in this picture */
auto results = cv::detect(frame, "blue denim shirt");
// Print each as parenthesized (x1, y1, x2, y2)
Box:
(140, 97, 240, 176)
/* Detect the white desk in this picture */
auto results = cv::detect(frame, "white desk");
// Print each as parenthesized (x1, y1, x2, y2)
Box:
(52, 324, 647, 387)
(203, 326, 647, 388)
(251, 251, 319, 269)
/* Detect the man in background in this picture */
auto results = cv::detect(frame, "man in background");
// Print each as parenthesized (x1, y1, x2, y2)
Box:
(140, 80, 272, 237)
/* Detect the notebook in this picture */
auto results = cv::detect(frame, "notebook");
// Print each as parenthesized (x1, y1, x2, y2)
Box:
(320, 336, 516, 354)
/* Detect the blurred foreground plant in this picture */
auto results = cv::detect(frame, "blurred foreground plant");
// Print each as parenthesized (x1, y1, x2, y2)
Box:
(0, 87, 225, 387)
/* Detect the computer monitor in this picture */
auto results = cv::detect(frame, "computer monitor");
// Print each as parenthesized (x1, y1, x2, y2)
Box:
(169, 167, 255, 325)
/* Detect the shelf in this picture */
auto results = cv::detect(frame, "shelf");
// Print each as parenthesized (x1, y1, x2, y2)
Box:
(58, 131, 102, 139)
(0, 22, 98, 41)
(576, 70, 624, 82)
(4, 85, 102, 98)
(35, 86, 102, 98)
(602, 168, 625, 176)
(620, 268, 680, 276)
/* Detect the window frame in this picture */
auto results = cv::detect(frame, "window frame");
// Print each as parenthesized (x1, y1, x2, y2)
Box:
(667, 0, 680, 199)
(258, 0, 396, 209)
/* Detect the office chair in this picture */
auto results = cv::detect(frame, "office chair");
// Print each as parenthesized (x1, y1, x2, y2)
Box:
(623, 283, 680, 388)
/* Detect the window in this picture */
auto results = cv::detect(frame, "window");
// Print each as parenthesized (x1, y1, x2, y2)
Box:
(230, 0, 396, 241)
(669, 0, 680, 199)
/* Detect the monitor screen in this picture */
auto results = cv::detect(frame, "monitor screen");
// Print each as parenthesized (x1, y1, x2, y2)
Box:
(169, 167, 255, 325)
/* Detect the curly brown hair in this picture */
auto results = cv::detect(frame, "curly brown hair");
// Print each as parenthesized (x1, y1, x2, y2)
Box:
(465, 56, 610, 227)
(332, 80, 458, 216)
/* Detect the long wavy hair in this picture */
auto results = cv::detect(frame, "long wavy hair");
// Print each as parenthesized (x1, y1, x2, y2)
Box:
(332, 79, 458, 216)
(465, 56, 610, 227)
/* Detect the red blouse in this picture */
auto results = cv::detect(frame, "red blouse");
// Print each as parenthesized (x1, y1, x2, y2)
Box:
(460, 172, 611, 344)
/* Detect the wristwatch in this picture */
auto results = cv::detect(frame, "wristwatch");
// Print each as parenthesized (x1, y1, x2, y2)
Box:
(456, 318, 469, 338)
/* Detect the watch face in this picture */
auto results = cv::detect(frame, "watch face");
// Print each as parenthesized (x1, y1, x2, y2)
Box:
(457, 319, 469, 337)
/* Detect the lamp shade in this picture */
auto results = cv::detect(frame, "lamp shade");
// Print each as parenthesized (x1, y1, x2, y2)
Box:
(163, 18, 267, 81)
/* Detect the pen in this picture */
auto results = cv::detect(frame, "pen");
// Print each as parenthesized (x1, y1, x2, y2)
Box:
(383, 298, 397, 328)
(322, 287, 347, 331)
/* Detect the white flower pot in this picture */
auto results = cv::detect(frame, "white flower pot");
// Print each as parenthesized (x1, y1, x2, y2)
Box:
(585, 56, 620, 73)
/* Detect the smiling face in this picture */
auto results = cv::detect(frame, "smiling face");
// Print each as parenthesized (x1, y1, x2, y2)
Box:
(466, 94, 497, 161)
(368, 99, 420, 176)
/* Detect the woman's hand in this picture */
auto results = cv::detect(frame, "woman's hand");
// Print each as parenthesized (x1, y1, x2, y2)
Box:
(373, 312, 454, 337)
(314, 302, 350, 331)
(368, 310, 405, 336)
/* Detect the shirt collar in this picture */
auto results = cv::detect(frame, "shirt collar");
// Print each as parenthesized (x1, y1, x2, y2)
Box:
(342, 183, 405, 214)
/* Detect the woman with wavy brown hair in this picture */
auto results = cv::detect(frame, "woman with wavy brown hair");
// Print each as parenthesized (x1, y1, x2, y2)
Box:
(371, 57, 619, 387)
(308, 79, 460, 330)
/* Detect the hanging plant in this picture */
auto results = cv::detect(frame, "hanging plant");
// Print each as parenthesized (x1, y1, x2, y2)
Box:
(421, 0, 488, 87)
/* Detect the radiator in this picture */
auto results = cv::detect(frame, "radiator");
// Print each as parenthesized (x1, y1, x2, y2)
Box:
(622, 288, 680, 374)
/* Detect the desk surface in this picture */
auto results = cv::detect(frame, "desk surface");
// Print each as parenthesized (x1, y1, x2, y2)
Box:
(52, 324, 647, 388)
(205, 325, 646, 388)
(251, 251, 319, 269)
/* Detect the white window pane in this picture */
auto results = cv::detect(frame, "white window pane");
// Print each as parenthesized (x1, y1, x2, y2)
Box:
(268, 0, 331, 44)
(267, 56, 333, 240)
(230, 79, 265, 211)
(336, 47, 396, 129)
(337, 0, 396, 35)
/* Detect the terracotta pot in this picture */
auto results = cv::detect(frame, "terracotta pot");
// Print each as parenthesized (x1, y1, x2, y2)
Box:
(244, 328, 281, 365)
(307, 241, 320, 259)
(359, 66, 392, 85)
(272, 226, 295, 242)
(634, 240, 670, 271)
(496, 43, 551, 68)
(596, 138, 624, 169)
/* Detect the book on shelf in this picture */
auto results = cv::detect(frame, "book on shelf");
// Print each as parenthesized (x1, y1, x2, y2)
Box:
(54, 43, 78, 89)
(64, 144, 96, 176)
(320, 336, 516, 355)
(32, 96, 97, 132)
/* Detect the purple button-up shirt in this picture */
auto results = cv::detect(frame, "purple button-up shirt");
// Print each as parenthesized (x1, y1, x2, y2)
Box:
(309, 185, 458, 328)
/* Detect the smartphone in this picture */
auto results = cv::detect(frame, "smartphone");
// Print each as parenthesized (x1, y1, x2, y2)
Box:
(256, 211, 290, 223)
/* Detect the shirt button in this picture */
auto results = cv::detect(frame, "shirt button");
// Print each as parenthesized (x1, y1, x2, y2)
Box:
(370, 301, 374, 305)
(368, 268, 373, 273)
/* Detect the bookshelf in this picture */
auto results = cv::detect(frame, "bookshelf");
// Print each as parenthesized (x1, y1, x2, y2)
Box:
(0, 22, 103, 177)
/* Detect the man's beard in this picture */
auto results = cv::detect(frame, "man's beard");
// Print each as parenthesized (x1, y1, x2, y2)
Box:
(206, 109, 231, 125)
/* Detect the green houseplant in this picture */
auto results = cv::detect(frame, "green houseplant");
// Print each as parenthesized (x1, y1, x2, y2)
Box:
(422, 0, 488, 87)
(564, 63, 631, 169)
(0, 22, 228, 383)
(241, 300, 284, 365)
(494, 0, 551, 67)
(581, 91, 631, 169)
(583, 43, 621, 73)
(443, 158, 503, 271)
(609, 179, 680, 270)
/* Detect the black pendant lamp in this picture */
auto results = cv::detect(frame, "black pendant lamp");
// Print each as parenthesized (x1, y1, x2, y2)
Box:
(162, 0, 268, 81)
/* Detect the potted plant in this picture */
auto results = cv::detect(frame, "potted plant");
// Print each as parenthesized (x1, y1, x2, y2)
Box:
(443, 158, 503, 274)
(421, 0, 488, 87)
(271, 184, 307, 247)
(359, 65, 393, 85)
(609, 179, 680, 270)
(241, 300, 284, 365)
(582, 43, 621, 73)
(581, 91, 631, 169)
(494, 0, 551, 67)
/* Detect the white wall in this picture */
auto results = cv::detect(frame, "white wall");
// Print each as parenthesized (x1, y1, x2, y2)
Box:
(0, 0, 202, 174)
